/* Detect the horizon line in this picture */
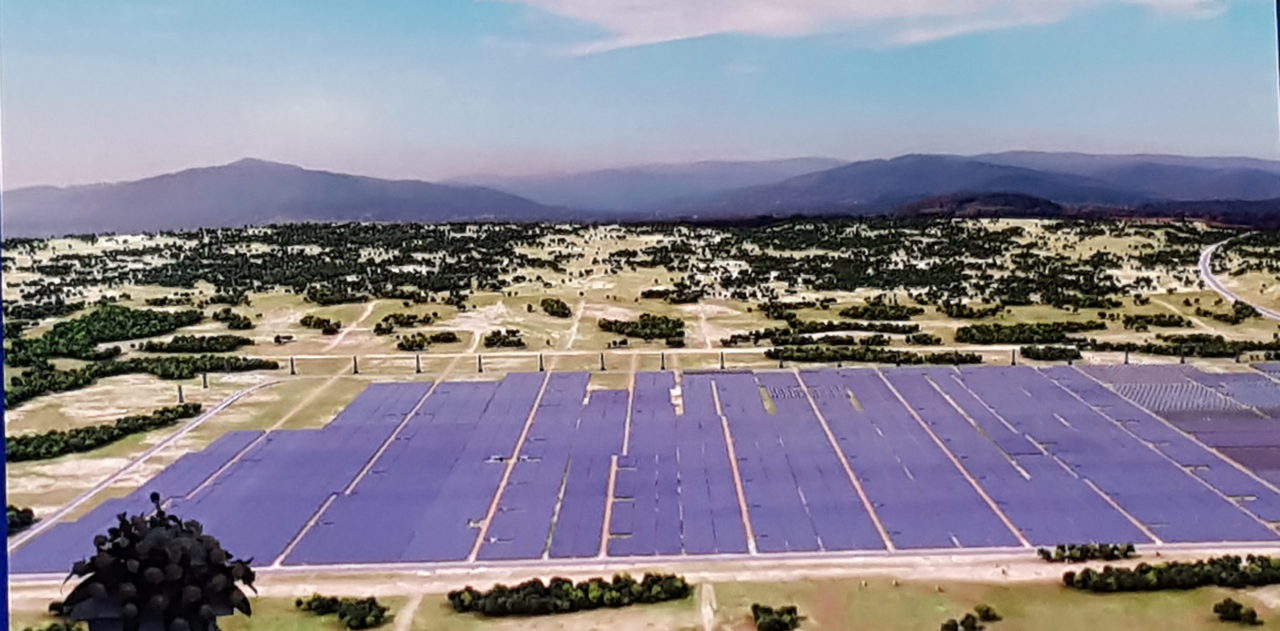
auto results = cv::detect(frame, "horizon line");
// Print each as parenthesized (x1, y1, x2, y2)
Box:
(6, 149, 1280, 193)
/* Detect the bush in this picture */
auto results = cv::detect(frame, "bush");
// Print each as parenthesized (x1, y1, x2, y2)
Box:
(907, 333, 943, 346)
(540, 298, 571, 318)
(1214, 598, 1263, 625)
(1020, 345, 1082, 361)
(6, 355, 279, 408)
(448, 573, 690, 617)
(956, 321, 1105, 344)
(839, 303, 924, 321)
(1122, 314, 1191, 330)
(296, 595, 390, 629)
(299, 315, 342, 334)
(598, 314, 684, 340)
(1063, 554, 1280, 593)
(765, 345, 982, 365)
(8, 504, 36, 536)
(1037, 543, 1135, 563)
(974, 604, 1001, 622)
(211, 308, 253, 330)
(751, 603, 801, 631)
(483, 329, 525, 348)
(8, 404, 204, 462)
(139, 335, 254, 353)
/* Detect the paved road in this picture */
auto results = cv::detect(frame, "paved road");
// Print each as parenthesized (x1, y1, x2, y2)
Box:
(1199, 239, 1280, 321)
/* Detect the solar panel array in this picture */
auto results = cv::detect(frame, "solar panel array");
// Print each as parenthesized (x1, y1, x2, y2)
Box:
(1085, 365, 1280, 494)
(14, 365, 1280, 574)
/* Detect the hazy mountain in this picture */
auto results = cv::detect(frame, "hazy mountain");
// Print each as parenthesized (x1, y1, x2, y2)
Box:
(451, 158, 845, 211)
(975, 151, 1280, 200)
(7, 152, 1280, 236)
(2, 159, 564, 236)
(681, 154, 1149, 218)
(976, 151, 1280, 175)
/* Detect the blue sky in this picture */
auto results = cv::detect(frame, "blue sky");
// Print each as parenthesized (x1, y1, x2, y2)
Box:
(1, 0, 1276, 188)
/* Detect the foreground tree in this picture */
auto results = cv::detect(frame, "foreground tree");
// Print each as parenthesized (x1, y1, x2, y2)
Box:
(53, 493, 255, 631)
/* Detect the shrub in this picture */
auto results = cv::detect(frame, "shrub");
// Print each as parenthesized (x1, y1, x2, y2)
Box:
(1037, 543, 1135, 563)
(839, 303, 924, 321)
(448, 573, 690, 617)
(139, 335, 253, 353)
(598, 314, 684, 340)
(1214, 597, 1263, 625)
(483, 329, 525, 348)
(907, 332, 943, 346)
(1020, 345, 1082, 361)
(751, 603, 801, 631)
(8, 504, 36, 535)
(974, 604, 1001, 622)
(540, 298, 571, 318)
(1063, 554, 1280, 593)
(296, 594, 390, 629)
(211, 308, 253, 330)
(955, 321, 1105, 344)
(299, 315, 342, 334)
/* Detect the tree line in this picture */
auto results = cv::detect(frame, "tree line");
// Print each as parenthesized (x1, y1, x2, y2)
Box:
(1020, 345, 1082, 361)
(138, 335, 254, 353)
(8, 403, 203, 462)
(1037, 543, 1135, 563)
(447, 573, 691, 617)
(7, 355, 278, 408)
(1083, 334, 1280, 359)
(955, 321, 1106, 345)
(598, 314, 685, 340)
(1121, 314, 1191, 330)
(396, 331, 459, 351)
(1063, 554, 1280, 592)
(765, 346, 982, 365)
(838, 303, 925, 321)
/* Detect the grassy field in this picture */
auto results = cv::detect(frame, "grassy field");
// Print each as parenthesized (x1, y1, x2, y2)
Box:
(13, 596, 410, 631)
(15, 577, 1280, 631)
(710, 578, 1280, 631)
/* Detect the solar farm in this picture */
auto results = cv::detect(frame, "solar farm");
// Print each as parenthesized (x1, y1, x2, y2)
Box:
(13, 364, 1280, 576)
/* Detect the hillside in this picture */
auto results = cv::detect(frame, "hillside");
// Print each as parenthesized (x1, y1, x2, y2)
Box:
(2, 159, 564, 236)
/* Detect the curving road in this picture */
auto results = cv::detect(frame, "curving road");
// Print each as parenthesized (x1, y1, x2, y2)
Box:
(1199, 239, 1280, 321)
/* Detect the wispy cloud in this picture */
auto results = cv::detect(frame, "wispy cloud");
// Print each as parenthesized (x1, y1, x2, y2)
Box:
(496, 0, 1229, 53)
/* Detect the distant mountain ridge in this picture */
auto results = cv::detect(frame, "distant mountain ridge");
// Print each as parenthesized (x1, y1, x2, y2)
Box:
(450, 157, 846, 211)
(2, 159, 566, 236)
(4, 152, 1280, 236)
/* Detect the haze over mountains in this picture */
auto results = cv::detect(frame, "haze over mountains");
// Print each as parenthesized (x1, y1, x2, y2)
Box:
(5, 152, 1280, 236)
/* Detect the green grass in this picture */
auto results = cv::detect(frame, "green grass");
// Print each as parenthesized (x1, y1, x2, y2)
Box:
(712, 578, 1280, 631)
(411, 593, 700, 631)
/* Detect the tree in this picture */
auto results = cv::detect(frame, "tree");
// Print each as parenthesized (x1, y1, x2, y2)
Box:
(53, 493, 255, 631)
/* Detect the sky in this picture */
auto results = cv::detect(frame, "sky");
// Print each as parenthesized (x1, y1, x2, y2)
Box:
(0, 0, 1277, 189)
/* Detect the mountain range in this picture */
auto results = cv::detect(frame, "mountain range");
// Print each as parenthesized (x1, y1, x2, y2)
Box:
(5, 152, 1280, 236)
